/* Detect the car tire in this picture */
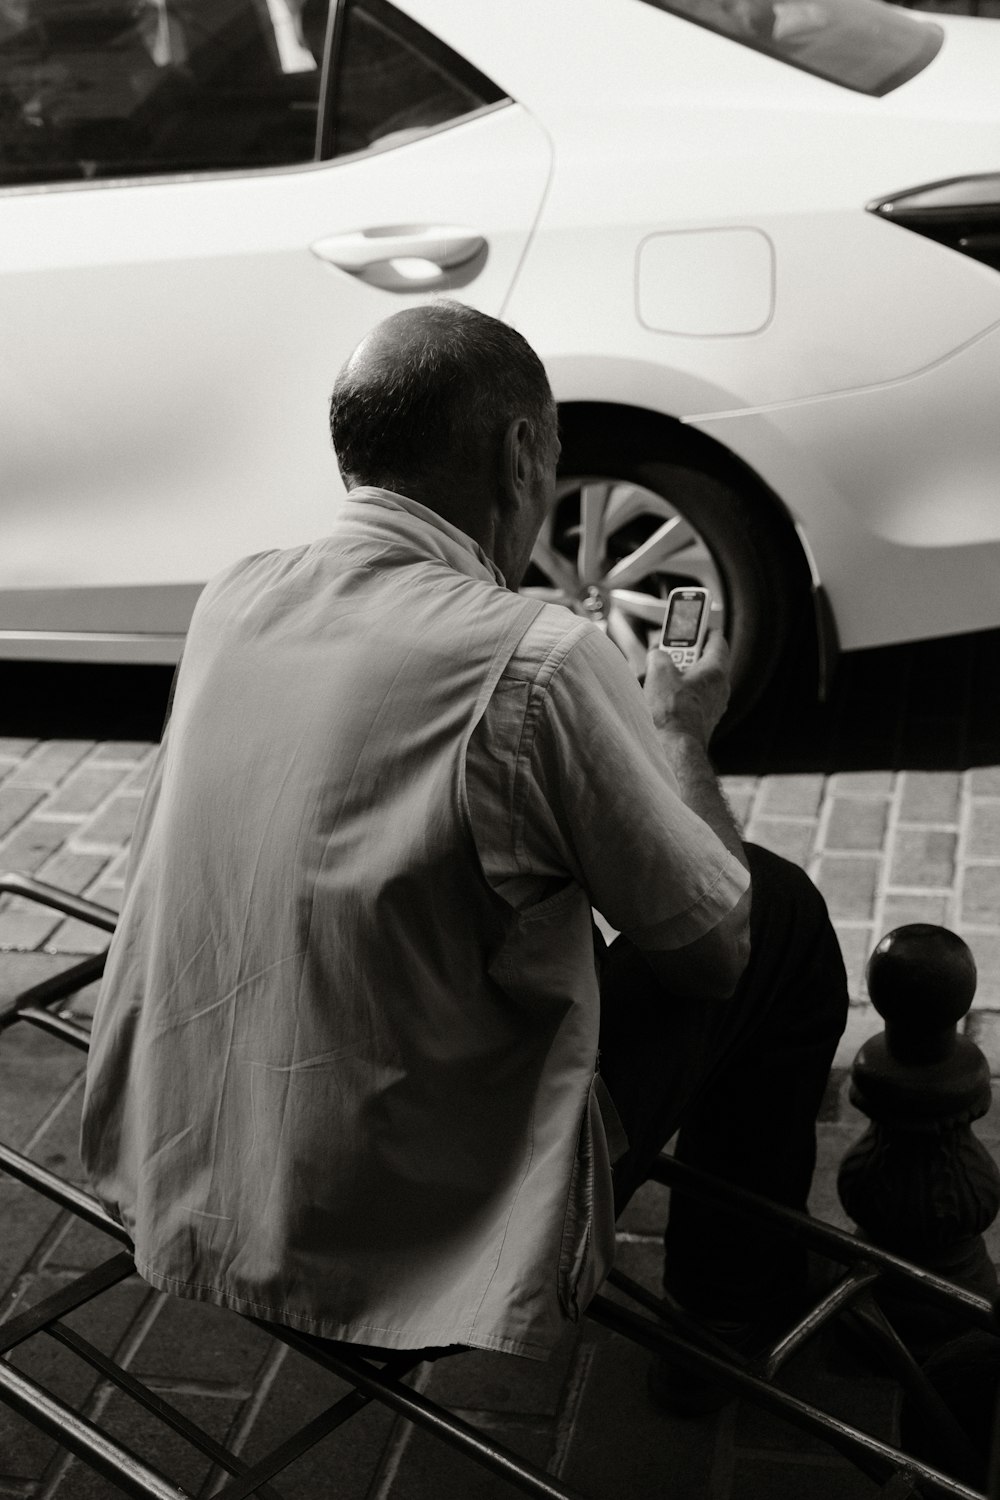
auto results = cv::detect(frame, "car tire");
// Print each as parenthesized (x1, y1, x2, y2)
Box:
(522, 406, 809, 730)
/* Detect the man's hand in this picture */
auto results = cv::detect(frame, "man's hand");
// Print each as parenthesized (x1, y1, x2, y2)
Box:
(643, 630, 731, 747)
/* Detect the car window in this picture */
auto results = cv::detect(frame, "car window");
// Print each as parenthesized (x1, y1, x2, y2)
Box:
(0, 0, 331, 188)
(639, 0, 943, 95)
(328, 0, 507, 160)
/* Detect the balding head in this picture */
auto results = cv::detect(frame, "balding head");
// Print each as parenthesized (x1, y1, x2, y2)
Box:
(328, 302, 556, 501)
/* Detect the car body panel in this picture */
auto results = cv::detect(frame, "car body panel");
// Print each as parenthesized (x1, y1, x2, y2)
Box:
(0, 100, 550, 656)
(487, 0, 1000, 652)
(690, 322, 1000, 648)
(487, 2, 1000, 405)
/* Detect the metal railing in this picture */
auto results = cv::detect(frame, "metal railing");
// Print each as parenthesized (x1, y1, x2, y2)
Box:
(2, 872, 999, 1499)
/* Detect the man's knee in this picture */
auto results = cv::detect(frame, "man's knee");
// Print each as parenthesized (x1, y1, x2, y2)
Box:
(745, 841, 834, 933)
(743, 842, 850, 1029)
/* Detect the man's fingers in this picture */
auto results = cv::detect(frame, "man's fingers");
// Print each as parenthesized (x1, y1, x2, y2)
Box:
(646, 642, 682, 680)
(679, 628, 729, 685)
(697, 629, 729, 669)
(645, 629, 728, 687)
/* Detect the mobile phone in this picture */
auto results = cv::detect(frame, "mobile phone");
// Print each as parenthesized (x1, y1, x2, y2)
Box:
(658, 587, 711, 670)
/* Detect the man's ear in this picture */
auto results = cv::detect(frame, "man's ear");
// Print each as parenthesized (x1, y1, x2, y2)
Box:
(500, 417, 534, 510)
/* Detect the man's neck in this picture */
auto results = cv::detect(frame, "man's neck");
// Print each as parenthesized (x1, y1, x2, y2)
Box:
(378, 474, 501, 572)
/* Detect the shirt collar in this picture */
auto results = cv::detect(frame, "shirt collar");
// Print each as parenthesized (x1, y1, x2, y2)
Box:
(340, 487, 507, 589)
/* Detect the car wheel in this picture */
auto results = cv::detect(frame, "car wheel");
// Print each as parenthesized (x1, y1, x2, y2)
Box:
(520, 410, 807, 728)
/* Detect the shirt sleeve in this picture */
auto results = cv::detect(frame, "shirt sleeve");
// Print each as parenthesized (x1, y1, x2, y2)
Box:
(472, 624, 748, 951)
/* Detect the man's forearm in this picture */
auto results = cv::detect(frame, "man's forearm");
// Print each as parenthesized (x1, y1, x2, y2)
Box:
(642, 633, 749, 873)
(641, 639, 751, 992)
(660, 730, 749, 873)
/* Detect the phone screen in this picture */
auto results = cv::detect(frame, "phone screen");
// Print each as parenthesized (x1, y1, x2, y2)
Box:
(662, 594, 706, 646)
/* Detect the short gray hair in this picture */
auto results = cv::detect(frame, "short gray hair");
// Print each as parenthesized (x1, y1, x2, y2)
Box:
(329, 302, 556, 491)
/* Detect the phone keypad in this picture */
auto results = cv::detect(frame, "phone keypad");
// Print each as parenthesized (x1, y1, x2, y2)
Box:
(664, 646, 699, 670)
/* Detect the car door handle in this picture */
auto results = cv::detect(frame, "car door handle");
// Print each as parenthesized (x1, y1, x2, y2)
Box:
(310, 225, 488, 291)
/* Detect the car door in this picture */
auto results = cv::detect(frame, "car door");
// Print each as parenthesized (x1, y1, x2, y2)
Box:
(0, 0, 551, 660)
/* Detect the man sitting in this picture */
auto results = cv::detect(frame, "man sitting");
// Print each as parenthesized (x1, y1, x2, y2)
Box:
(81, 302, 847, 1391)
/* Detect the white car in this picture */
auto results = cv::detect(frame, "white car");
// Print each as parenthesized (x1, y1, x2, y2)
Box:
(2, 0, 1000, 720)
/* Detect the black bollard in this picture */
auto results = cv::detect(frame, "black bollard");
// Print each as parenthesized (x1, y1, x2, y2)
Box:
(838, 924, 1000, 1346)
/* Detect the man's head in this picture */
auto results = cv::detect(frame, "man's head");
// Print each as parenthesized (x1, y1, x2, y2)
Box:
(329, 302, 559, 587)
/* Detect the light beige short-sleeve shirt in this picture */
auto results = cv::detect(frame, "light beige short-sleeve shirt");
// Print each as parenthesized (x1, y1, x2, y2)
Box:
(81, 490, 748, 1359)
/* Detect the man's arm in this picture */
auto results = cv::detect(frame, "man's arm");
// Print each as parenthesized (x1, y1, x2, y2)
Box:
(637, 632, 751, 1000)
(495, 622, 750, 998)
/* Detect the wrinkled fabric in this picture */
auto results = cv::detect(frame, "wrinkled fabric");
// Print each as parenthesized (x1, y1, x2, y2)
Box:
(81, 489, 747, 1358)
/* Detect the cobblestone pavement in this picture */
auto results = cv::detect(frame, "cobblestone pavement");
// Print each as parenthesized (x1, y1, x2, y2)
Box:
(3, 628, 1000, 1497)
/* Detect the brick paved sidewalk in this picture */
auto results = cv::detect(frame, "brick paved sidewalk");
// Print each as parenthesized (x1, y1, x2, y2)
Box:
(0, 738, 149, 957)
(3, 716, 1000, 1497)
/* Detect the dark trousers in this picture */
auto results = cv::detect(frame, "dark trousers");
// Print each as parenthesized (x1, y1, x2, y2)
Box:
(599, 843, 849, 1320)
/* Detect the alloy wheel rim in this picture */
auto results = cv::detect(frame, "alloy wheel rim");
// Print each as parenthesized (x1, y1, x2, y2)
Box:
(521, 477, 725, 674)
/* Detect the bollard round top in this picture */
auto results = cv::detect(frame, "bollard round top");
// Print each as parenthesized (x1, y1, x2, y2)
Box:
(866, 924, 977, 1030)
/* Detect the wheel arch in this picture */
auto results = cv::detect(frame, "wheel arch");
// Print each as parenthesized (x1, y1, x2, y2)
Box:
(554, 400, 804, 575)
(553, 398, 838, 706)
